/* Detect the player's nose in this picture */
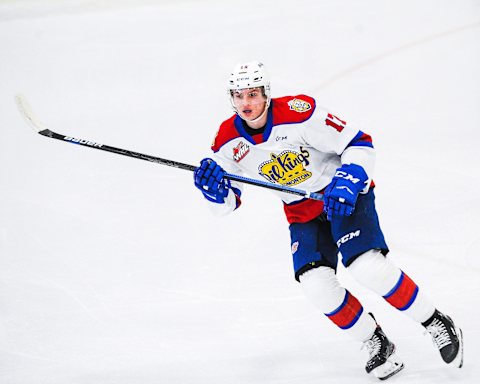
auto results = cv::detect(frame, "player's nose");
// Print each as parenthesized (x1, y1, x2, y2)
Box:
(239, 99, 250, 108)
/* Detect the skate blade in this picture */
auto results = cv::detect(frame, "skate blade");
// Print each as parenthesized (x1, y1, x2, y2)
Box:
(372, 353, 405, 381)
(449, 327, 464, 368)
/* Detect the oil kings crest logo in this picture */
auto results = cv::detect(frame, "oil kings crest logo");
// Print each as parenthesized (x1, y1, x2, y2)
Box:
(233, 141, 250, 162)
(258, 147, 311, 186)
(288, 98, 311, 113)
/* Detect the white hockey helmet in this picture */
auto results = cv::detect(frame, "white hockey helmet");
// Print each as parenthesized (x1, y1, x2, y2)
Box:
(227, 61, 271, 101)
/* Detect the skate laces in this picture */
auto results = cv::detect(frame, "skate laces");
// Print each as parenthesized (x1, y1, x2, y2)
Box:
(362, 334, 382, 358)
(425, 318, 451, 349)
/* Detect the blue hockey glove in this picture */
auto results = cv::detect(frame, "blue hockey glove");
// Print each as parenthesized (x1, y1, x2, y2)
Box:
(323, 163, 369, 221)
(194, 158, 231, 204)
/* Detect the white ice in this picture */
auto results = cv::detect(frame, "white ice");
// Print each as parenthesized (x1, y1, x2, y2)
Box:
(0, 1, 479, 383)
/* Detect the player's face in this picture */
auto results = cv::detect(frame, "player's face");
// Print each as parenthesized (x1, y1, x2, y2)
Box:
(231, 87, 267, 122)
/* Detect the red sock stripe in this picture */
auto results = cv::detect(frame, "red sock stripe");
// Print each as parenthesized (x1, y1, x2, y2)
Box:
(326, 291, 363, 329)
(383, 271, 419, 311)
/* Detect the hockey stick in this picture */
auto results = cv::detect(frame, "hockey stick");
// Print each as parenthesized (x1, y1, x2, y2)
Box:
(15, 95, 323, 201)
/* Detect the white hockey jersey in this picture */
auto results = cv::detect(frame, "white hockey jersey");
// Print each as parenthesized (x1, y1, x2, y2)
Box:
(210, 94, 375, 223)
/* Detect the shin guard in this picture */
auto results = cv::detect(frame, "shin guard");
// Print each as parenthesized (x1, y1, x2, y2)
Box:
(300, 266, 376, 341)
(349, 250, 435, 322)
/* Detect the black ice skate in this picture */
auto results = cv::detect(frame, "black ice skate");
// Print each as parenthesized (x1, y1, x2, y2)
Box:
(423, 309, 464, 368)
(362, 315, 404, 380)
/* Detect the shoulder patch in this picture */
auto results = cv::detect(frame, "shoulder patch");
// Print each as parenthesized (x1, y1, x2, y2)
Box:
(272, 94, 316, 126)
(288, 98, 312, 113)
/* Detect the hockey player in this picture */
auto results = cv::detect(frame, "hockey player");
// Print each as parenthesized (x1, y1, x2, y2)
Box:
(193, 61, 463, 380)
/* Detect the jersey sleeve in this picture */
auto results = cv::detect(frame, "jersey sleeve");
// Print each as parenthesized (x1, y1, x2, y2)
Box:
(340, 131, 376, 192)
(201, 122, 244, 216)
(302, 108, 376, 191)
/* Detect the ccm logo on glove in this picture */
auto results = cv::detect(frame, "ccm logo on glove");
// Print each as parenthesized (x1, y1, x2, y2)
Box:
(323, 163, 369, 221)
(333, 170, 363, 184)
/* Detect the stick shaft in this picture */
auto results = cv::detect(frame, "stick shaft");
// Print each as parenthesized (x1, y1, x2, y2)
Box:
(16, 95, 323, 201)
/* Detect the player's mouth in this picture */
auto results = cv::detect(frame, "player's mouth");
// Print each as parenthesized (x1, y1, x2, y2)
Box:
(243, 109, 253, 115)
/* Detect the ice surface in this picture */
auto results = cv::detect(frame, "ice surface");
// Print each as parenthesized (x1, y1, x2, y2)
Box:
(0, 0, 479, 383)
